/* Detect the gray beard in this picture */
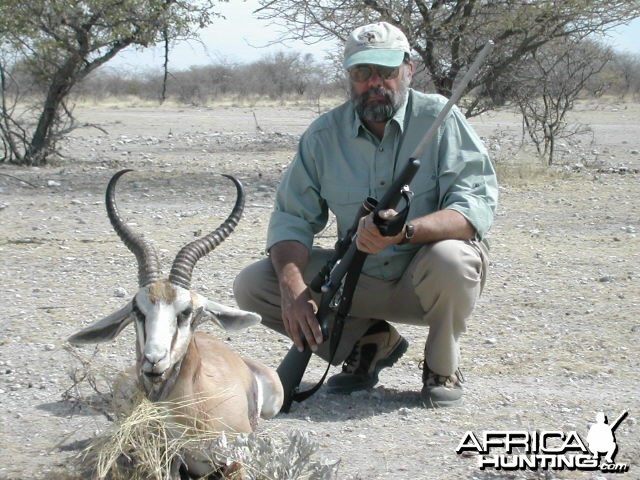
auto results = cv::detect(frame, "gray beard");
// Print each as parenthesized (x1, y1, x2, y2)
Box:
(351, 80, 409, 124)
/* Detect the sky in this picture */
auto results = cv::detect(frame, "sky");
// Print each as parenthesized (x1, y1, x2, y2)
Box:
(106, 3, 640, 72)
(108, 1, 336, 72)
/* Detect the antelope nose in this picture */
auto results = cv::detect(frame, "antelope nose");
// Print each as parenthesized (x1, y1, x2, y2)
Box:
(144, 347, 168, 367)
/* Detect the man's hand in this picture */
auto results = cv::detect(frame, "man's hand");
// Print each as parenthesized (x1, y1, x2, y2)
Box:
(280, 280, 322, 352)
(356, 209, 404, 254)
(270, 240, 324, 352)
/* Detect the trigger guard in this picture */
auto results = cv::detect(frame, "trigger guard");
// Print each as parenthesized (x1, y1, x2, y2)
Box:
(375, 189, 413, 237)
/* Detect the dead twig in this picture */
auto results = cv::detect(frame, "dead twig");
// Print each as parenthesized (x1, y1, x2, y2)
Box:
(0, 173, 38, 188)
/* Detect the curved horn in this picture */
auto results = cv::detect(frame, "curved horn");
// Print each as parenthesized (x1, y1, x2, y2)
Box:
(106, 169, 162, 287)
(168, 175, 244, 290)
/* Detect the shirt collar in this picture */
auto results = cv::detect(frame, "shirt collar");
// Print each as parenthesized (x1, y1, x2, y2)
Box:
(350, 89, 411, 138)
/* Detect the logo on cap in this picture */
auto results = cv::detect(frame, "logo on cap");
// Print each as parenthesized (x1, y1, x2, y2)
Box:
(361, 32, 377, 43)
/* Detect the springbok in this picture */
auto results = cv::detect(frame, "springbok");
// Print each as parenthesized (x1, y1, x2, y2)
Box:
(68, 169, 283, 476)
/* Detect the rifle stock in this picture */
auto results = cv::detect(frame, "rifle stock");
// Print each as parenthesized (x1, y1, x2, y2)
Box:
(276, 345, 312, 412)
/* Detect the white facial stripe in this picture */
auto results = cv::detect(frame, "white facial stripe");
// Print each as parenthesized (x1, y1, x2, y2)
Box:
(144, 304, 177, 360)
(134, 286, 195, 373)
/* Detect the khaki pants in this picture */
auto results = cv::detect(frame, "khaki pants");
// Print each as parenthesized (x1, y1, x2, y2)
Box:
(233, 239, 489, 376)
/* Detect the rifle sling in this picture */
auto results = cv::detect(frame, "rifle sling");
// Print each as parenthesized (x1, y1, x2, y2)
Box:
(291, 251, 367, 403)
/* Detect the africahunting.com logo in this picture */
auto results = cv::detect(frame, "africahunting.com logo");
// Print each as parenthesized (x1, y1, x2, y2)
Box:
(456, 410, 629, 473)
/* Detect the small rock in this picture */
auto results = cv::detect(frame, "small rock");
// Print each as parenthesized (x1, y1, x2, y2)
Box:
(47, 180, 61, 187)
(114, 287, 128, 298)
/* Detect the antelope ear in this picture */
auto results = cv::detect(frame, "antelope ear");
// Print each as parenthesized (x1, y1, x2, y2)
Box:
(68, 301, 135, 344)
(201, 299, 261, 332)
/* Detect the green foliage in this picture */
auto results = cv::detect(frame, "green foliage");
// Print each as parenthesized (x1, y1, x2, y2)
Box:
(0, 0, 222, 165)
(256, 0, 640, 115)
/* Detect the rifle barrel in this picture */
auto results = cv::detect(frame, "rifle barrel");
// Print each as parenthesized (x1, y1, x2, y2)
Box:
(610, 410, 628, 432)
(410, 40, 493, 160)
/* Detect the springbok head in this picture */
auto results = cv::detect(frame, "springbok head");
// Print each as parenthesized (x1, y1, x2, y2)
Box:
(68, 170, 260, 400)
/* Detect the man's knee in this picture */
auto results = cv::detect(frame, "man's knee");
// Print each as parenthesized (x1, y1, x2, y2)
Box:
(233, 259, 272, 310)
(412, 240, 483, 290)
(232, 264, 252, 310)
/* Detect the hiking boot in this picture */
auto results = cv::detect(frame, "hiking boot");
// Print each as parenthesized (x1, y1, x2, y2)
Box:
(326, 321, 408, 394)
(420, 361, 464, 408)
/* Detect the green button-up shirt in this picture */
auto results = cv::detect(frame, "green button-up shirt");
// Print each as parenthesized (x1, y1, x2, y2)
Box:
(267, 89, 498, 280)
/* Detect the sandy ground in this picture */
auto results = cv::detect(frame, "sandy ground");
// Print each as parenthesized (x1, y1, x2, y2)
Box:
(0, 100, 639, 480)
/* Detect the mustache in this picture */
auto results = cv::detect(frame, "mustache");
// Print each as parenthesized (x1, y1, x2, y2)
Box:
(357, 87, 394, 104)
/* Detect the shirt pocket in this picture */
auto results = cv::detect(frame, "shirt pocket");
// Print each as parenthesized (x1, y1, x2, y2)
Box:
(408, 174, 439, 218)
(321, 183, 370, 235)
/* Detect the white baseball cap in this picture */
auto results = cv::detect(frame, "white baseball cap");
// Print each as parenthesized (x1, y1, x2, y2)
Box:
(343, 22, 411, 69)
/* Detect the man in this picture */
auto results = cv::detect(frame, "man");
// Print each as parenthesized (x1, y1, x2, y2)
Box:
(234, 22, 498, 408)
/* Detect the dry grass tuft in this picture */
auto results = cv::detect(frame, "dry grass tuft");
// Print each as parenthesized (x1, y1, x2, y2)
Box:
(90, 394, 178, 479)
(76, 391, 339, 480)
(495, 160, 567, 184)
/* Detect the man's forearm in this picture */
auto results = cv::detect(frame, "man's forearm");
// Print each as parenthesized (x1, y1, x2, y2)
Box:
(406, 209, 476, 245)
(270, 240, 310, 289)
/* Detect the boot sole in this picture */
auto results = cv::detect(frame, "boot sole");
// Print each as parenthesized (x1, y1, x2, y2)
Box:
(326, 337, 409, 394)
(421, 396, 463, 409)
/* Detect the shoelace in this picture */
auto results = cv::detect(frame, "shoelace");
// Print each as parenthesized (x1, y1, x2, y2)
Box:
(419, 360, 465, 385)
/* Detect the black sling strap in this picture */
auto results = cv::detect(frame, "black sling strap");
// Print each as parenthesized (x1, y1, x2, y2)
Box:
(289, 251, 365, 403)
(289, 190, 412, 404)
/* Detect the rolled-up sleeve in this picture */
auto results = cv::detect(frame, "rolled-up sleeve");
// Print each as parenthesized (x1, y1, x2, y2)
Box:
(437, 107, 498, 240)
(266, 133, 329, 252)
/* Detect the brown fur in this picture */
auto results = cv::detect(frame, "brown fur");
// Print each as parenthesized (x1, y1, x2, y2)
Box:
(148, 279, 177, 304)
(167, 332, 257, 434)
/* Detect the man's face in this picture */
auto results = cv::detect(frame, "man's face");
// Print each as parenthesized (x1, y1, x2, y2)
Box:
(349, 62, 414, 124)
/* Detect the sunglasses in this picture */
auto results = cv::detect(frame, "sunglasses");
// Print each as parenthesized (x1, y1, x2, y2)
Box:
(348, 64, 402, 83)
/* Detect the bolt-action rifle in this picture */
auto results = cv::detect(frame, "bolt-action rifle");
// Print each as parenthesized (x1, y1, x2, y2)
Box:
(276, 41, 495, 413)
(276, 157, 420, 412)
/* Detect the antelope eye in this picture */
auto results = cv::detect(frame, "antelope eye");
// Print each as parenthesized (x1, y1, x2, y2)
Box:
(177, 307, 193, 324)
(132, 303, 146, 322)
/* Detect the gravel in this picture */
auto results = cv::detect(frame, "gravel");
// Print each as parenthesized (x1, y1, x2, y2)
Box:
(1, 101, 639, 479)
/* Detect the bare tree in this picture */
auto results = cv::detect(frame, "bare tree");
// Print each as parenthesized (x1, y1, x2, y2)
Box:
(509, 38, 610, 165)
(255, 0, 640, 115)
(609, 52, 640, 99)
(230, 52, 326, 100)
(0, 0, 222, 165)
